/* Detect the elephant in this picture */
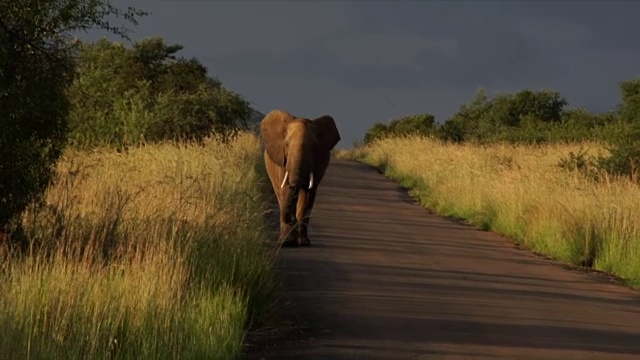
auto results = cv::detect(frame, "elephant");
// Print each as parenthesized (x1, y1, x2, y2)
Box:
(259, 109, 341, 247)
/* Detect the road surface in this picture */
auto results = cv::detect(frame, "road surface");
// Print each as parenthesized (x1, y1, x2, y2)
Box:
(243, 159, 640, 360)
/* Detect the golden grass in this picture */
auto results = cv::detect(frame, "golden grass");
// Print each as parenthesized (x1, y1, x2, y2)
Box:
(0, 132, 278, 359)
(344, 136, 640, 287)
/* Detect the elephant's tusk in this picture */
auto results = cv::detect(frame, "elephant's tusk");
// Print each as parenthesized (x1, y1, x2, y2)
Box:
(280, 171, 289, 189)
(309, 172, 314, 189)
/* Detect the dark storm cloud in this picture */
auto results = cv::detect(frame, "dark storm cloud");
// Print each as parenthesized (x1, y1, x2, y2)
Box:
(505, 1, 640, 50)
(211, 1, 567, 91)
(212, 45, 427, 92)
(81, 0, 640, 146)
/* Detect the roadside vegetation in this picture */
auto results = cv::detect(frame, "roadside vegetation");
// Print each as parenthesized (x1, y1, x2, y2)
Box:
(346, 80, 640, 288)
(1, 133, 278, 359)
(1, 1, 275, 358)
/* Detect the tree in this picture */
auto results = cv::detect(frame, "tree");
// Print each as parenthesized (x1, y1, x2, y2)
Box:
(597, 78, 640, 181)
(363, 113, 436, 144)
(388, 113, 435, 135)
(439, 87, 491, 142)
(438, 88, 568, 143)
(0, 0, 146, 244)
(67, 37, 253, 148)
(618, 78, 640, 124)
(363, 123, 389, 144)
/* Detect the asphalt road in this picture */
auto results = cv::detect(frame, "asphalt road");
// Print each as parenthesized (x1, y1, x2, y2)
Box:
(243, 159, 640, 360)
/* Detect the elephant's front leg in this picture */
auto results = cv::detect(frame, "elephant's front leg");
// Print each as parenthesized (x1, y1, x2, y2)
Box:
(296, 189, 317, 246)
(280, 186, 300, 247)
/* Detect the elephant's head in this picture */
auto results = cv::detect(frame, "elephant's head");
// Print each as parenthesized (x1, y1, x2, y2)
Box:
(260, 110, 341, 190)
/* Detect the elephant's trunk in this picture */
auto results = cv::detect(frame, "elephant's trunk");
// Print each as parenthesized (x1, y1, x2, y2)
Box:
(286, 143, 313, 190)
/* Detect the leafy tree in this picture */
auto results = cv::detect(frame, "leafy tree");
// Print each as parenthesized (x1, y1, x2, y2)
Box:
(363, 123, 390, 144)
(618, 79, 640, 124)
(388, 113, 435, 135)
(506, 89, 568, 125)
(598, 78, 640, 181)
(597, 125, 640, 182)
(363, 81, 640, 181)
(363, 113, 435, 144)
(438, 88, 568, 143)
(438, 87, 491, 142)
(68, 37, 253, 148)
(0, 0, 145, 243)
(437, 119, 467, 143)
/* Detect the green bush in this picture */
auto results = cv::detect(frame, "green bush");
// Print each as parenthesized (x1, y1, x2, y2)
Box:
(435, 87, 570, 144)
(363, 80, 640, 181)
(0, 0, 144, 242)
(67, 37, 254, 149)
(363, 113, 436, 144)
(597, 79, 640, 182)
(598, 124, 640, 181)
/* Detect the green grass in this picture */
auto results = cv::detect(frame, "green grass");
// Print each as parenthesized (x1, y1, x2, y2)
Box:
(0, 132, 279, 359)
(340, 136, 640, 288)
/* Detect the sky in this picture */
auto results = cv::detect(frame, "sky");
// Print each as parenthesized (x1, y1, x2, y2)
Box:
(81, 0, 640, 148)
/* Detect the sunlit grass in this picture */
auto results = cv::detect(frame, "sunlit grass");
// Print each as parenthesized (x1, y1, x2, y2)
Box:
(0, 132, 278, 359)
(344, 136, 640, 287)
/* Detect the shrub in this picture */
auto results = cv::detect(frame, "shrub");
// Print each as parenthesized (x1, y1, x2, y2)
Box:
(352, 137, 640, 287)
(363, 113, 436, 144)
(0, 0, 144, 244)
(597, 124, 640, 182)
(67, 37, 254, 149)
(0, 133, 278, 358)
(596, 79, 640, 182)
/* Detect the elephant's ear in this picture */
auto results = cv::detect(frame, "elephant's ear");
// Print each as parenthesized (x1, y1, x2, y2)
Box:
(312, 115, 341, 152)
(260, 110, 292, 167)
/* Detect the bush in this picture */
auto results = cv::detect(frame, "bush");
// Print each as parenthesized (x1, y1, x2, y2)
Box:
(363, 113, 436, 144)
(435, 88, 569, 144)
(352, 137, 640, 288)
(598, 124, 640, 182)
(0, 0, 144, 243)
(597, 79, 640, 182)
(0, 133, 279, 358)
(67, 37, 254, 149)
(363, 82, 639, 182)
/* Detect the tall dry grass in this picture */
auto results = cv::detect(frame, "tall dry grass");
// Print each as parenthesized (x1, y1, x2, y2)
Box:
(0, 132, 278, 359)
(345, 136, 640, 287)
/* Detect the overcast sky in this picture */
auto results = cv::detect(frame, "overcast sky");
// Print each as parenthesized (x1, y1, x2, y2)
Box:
(82, 0, 640, 147)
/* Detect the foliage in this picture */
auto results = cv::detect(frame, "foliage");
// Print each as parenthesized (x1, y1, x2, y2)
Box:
(0, 133, 279, 359)
(0, 2, 273, 357)
(598, 123, 640, 182)
(597, 79, 640, 181)
(362, 79, 640, 181)
(349, 137, 640, 288)
(618, 79, 640, 124)
(363, 113, 436, 144)
(362, 87, 622, 147)
(0, 0, 145, 239)
(68, 37, 254, 148)
(557, 146, 601, 181)
(438, 87, 491, 143)
(363, 123, 391, 144)
(435, 87, 571, 143)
